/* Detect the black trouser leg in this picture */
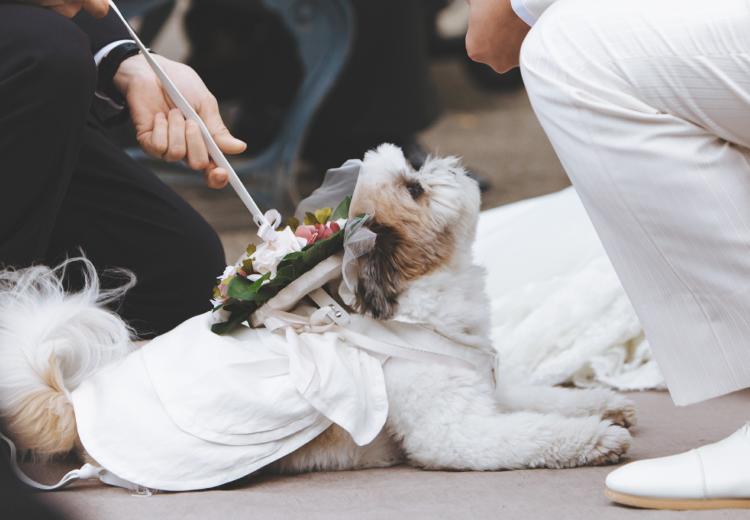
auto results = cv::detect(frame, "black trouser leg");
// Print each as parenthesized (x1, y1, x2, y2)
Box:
(0, 5, 96, 266)
(0, 5, 226, 337)
(45, 123, 226, 337)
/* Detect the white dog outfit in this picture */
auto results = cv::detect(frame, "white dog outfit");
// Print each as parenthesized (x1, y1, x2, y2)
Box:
(68, 252, 493, 491)
(514, 0, 750, 507)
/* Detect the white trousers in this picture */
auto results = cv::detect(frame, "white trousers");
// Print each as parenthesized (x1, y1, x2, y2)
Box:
(520, 0, 750, 405)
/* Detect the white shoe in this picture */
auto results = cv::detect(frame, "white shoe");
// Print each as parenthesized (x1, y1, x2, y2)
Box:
(605, 423, 750, 510)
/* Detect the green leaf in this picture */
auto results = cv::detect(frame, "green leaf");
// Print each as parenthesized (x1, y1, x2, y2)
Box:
(245, 243, 257, 256)
(331, 196, 351, 221)
(314, 207, 332, 224)
(227, 273, 271, 301)
(241, 258, 254, 273)
(211, 312, 247, 334)
(304, 212, 317, 225)
(286, 217, 300, 231)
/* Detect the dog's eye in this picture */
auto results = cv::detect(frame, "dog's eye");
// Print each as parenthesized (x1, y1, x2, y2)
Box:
(405, 181, 424, 200)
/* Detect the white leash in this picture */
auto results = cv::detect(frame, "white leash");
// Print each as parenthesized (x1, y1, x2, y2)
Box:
(0, 431, 145, 493)
(108, 0, 273, 235)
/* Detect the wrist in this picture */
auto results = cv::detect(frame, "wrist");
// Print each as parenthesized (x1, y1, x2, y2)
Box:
(98, 42, 142, 105)
(113, 54, 144, 95)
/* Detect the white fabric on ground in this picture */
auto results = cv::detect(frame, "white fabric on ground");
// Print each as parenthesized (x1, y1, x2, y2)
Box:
(475, 188, 664, 390)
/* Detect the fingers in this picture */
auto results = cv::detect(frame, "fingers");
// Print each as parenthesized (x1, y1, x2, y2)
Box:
(185, 120, 210, 170)
(151, 112, 168, 156)
(82, 0, 109, 18)
(164, 109, 186, 162)
(135, 111, 167, 159)
(136, 104, 237, 189)
(43, 0, 83, 17)
(198, 96, 247, 156)
(204, 165, 229, 190)
(214, 128, 248, 156)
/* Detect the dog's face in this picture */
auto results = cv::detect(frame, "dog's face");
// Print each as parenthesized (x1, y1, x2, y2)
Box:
(349, 144, 481, 319)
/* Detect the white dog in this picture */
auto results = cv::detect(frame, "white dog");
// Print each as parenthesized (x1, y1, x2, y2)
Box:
(0, 144, 634, 487)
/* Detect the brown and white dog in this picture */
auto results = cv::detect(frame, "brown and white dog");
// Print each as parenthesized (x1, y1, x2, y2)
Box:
(0, 144, 634, 484)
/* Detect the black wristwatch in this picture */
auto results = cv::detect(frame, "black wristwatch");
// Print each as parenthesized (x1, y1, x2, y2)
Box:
(97, 42, 143, 107)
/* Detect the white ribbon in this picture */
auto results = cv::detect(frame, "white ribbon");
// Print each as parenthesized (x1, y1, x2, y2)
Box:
(256, 286, 496, 379)
(0, 431, 147, 494)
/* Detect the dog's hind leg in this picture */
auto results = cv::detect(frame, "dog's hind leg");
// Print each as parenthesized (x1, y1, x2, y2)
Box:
(385, 361, 631, 470)
(269, 425, 402, 474)
(494, 383, 637, 428)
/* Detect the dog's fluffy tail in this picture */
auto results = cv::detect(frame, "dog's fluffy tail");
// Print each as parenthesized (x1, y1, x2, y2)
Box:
(0, 258, 134, 457)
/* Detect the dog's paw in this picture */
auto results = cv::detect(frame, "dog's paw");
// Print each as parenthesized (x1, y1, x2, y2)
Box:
(584, 422, 631, 466)
(601, 393, 637, 429)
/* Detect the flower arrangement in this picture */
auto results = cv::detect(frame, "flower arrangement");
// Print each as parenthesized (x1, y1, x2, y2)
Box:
(211, 197, 356, 334)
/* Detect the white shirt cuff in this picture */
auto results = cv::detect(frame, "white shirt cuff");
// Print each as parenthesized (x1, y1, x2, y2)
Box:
(93, 39, 135, 66)
(94, 39, 136, 110)
(510, 0, 538, 26)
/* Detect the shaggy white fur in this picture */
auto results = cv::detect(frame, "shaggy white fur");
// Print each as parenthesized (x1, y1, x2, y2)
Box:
(0, 260, 133, 410)
(272, 145, 635, 474)
(0, 145, 636, 483)
(339, 145, 634, 471)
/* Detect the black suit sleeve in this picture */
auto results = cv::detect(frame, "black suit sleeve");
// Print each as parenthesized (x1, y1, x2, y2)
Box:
(73, 9, 131, 54)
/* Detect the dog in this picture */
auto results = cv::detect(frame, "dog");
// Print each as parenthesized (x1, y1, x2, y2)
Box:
(0, 144, 634, 485)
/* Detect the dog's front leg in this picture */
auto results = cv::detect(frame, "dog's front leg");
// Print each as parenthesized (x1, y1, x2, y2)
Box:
(384, 361, 631, 470)
(494, 383, 637, 428)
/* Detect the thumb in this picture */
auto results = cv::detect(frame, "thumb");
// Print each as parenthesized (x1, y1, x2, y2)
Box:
(198, 95, 247, 155)
(213, 127, 247, 155)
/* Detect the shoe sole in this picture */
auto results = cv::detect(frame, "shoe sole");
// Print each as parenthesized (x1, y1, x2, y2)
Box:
(606, 488, 750, 510)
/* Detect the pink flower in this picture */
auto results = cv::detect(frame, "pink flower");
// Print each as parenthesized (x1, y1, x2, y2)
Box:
(295, 224, 318, 245)
(295, 222, 341, 245)
(317, 223, 333, 241)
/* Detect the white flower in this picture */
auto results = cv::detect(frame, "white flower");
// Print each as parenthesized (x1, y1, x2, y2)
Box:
(219, 264, 238, 282)
(251, 226, 308, 278)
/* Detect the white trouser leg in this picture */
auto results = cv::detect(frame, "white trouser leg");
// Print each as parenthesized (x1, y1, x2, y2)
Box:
(520, 0, 750, 405)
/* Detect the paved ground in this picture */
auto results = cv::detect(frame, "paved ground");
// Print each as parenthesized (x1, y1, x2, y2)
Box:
(39, 390, 750, 520)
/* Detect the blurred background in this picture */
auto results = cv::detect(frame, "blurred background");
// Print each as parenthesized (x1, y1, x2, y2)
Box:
(113, 0, 568, 260)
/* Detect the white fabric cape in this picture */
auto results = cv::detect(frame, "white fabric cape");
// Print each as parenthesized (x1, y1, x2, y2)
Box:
(71, 310, 393, 491)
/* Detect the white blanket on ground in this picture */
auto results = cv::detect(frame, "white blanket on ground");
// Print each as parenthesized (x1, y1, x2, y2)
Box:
(475, 188, 666, 391)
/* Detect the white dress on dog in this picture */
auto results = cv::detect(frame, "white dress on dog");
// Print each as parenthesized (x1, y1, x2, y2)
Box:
(72, 311, 383, 491)
(71, 255, 492, 491)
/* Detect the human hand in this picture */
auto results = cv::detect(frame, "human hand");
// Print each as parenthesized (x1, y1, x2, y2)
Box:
(30, 0, 109, 18)
(114, 54, 247, 189)
(465, 0, 530, 73)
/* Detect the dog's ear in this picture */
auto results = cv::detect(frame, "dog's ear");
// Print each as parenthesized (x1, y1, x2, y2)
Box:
(355, 224, 402, 320)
